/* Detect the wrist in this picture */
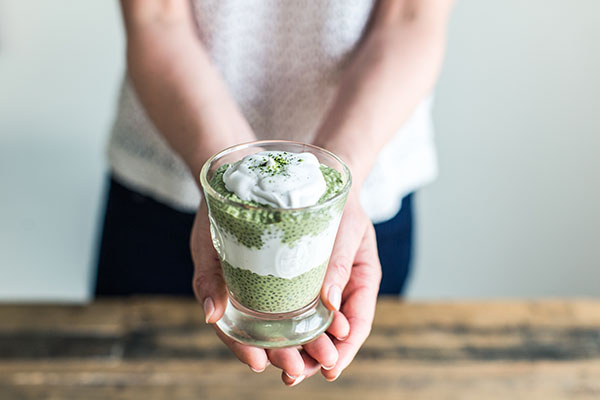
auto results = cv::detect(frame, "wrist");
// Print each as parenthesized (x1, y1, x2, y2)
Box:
(188, 121, 256, 188)
(313, 141, 369, 192)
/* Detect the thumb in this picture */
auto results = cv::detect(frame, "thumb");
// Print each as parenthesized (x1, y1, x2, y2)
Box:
(321, 200, 368, 311)
(190, 203, 228, 324)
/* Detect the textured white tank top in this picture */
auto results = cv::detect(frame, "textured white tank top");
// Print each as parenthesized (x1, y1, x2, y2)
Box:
(108, 0, 437, 223)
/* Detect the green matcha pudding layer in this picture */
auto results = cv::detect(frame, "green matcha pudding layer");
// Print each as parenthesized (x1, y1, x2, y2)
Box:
(222, 259, 328, 313)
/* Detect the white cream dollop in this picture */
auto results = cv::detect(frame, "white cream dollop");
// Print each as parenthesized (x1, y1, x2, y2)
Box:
(223, 151, 327, 208)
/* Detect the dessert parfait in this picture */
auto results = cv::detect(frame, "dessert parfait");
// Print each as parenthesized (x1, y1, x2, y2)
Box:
(200, 141, 351, 347)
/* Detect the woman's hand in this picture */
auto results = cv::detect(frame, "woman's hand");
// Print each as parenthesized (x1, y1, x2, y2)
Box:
(190, 203, 270, 369)
(190, 202, 230, 327)
(282, 192, 381, 384)
(191, 192, 381, 385)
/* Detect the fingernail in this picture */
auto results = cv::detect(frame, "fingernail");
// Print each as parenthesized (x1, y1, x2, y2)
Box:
(250, 365, 266, 373)
(322, 364, 335, 371)
(203, 297, 215, 323)
(328, 286, 341, 311)
(289, 375, 305, 387)
(334, 335, 348, 341)
(325, 372, 341, 382)
(284, 371, 299, 380)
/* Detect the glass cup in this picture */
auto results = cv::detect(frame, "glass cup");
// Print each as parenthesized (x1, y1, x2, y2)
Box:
(199, 140, 351, 348)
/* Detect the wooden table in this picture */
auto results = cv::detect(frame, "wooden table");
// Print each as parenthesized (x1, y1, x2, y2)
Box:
(1, 298, 600, 399)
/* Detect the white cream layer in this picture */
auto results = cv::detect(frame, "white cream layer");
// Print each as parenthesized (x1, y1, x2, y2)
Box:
(223, 151, 327, 209)
(212, 215, 341, 279)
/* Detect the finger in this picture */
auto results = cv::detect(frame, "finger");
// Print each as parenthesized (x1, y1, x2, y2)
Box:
(321, 287, 375, 381)
(191, 203, 228, 323)
(213, 326, 269, 372)
(281, 350, 321, 386)
(321, 200, 368, 311)
(327, 310, 350, 341)
(266, 348, 305, 379)
(321, 320, 370, 381)
(302, 334, 338, 370)
(322, 299, 376, 381)
(322, 225, 381, 381)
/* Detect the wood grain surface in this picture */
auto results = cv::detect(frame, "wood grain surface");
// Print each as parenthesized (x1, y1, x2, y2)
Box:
(1, 298, 600, 399)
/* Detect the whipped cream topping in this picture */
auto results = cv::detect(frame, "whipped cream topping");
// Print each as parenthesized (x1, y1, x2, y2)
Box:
(223, 151, 327, 208)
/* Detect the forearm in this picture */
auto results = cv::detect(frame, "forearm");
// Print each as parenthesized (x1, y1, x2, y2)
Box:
(313, 0, 453, 189)
(122, 1, 254, 185)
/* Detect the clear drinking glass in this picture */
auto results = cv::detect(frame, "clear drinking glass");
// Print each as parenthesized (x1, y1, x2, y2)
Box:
(199, 140, 351, 348)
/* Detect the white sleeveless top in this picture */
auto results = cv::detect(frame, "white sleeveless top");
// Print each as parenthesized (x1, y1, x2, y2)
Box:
(108, 0, 437, 224)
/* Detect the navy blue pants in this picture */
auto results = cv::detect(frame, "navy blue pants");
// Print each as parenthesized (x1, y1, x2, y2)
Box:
(95, 178, 413, 296)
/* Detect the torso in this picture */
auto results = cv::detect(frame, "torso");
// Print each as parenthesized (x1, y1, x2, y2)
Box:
(108, 0, 437, 223)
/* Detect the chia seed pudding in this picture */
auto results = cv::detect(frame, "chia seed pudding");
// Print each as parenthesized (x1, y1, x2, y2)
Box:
(205, 151, 346, 314)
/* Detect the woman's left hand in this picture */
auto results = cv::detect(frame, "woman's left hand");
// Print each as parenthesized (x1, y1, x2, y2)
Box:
(209, 193, 381, 386)
(281, 192, 382, 385)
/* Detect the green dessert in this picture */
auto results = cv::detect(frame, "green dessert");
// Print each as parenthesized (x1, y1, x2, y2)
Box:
(221, 260, 328, 313)
(205, 151, 346, 313)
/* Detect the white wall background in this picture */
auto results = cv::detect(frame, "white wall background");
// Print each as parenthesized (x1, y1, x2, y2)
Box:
(0, 0, 598, 301)
(408, 0, 600, 298)
(0, 1, 124, 301)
